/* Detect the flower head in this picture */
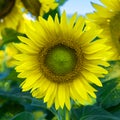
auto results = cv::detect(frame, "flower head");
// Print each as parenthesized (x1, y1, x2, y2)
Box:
(14, 12, 111, 110)
(39, 0, 58, 16)
(87, 0, 120, 59)
(0, 43, 18, 71)
(5, 43, 19, 67)
(0, 0, 23, 37)
(0, 50, 4, 71)
(21, 0, 58, 17)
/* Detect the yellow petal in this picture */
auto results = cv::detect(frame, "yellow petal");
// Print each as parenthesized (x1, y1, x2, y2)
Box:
(81, 70, 102, 87)
(69, 13, 77, 28)
(73, 78, 89, 100)
(73, 16, 85, 36)
(79, 28, 102, 46)
(58, 84, 65, 108)
(44, 82, 56, 104)
(14, 43, 38, 54)
(18, 36, 39, 51)
(55, 90, 59, 110)
(64, 84, 71, 110)
(81, 77, 97, 98)
(47, 83, 57, 108)
(83, 63, 108, 75)
(21, 73, 41, 91)
(91, 3, 113, 18)
(83, 43, 105, 54)
(70, 85, 88, 105)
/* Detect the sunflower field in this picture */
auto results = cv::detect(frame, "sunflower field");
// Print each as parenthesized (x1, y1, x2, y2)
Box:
(0, 0, 120, 120)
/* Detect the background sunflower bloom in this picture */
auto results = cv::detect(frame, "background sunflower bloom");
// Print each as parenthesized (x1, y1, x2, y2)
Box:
(0, 0, 23, 37)
(87, 0, 120, 60)
(21, 0, 58, 17)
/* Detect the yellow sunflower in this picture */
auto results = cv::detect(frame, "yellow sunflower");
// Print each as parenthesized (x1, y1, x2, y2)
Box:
(0, 0, 23, 37)
(0, 50, 4, 71)
(5, 43, 19, 67)
(87, 0, 120, 60)
(0, 43, 18, 71)
(14, 12, 111, 110)
(21, 0, 58, 17)
(39, 0, 58, 16)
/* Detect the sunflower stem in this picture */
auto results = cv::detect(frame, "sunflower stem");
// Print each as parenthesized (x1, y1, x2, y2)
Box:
(65, 108, 70, 120)
(57, 107, 70, 120)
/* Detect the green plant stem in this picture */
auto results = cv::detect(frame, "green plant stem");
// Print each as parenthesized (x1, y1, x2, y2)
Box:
(57, 107, 70, 120)
(65, 108, 70, 120)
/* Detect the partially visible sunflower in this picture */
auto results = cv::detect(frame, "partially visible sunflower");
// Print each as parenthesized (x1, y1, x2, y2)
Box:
(21, 0, 58, 17)
(0, 50, 4, 71)
(0, 0, 23, 37)
(0, 43, 18, 71)
(87, 0, 120, 60)
(14, 12, 111, 110)
(39, 0, 58, 16)
(5, 43, 19, 67)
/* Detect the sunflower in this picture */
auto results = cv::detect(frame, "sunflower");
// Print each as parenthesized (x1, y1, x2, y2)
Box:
(0, 43, 18, 71)
(87, 0, 120, 60)
(5, 43, 19, 67)
(14, 12, 111, 110)
(21, 0, 58, 17)
(0, 50, 4, 71)
(39, 0, 58, 16)
(0, 0, 23, 37)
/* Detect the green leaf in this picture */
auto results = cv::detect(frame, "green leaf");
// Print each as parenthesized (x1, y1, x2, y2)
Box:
(71, 105, 119, 120)
(31, 98, 46, 108)
(104, 61, 120, 81)
(112, 108, 120, 118)
(96, 61, 120, 109)
(10, 112, 34, 120)
(56, 0, 68, 6)
(97, 78, 120, 108)
(33, 111, 46, 120)
(0, 89, 32, 105)
(43, 8, 60, 20)
(80, 114, 119, 120)
(31, 99, 58, 119)
(0, 100, 24, 117)
(107, 104, 120, 118)
(0, 113, 14, 120)
(1, 28, 26, 46)
(0, 68, 23, 91)
(2, 68, 23, 82)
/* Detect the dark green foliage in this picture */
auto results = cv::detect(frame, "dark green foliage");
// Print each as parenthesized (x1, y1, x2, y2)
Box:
(10, 112, 34, 120)
(1, 28, 26, 46)
(56, 0, 68, 6)
(0, 0, 120, 119)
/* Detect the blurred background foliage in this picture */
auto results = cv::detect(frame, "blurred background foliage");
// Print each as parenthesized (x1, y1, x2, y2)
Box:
(0, 0, 120, 120)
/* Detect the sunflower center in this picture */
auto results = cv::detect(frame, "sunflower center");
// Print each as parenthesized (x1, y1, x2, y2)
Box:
(39, 40, 83, 83)
(110, 12, 120, 51)
(0, 0, 15, 19)
(45, 44, 77, 75)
